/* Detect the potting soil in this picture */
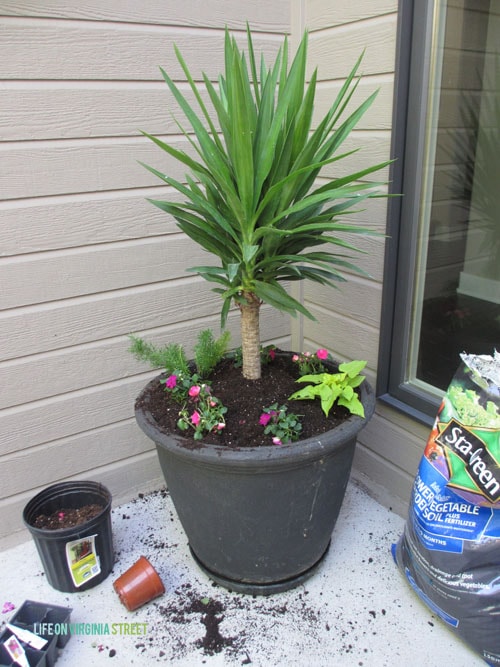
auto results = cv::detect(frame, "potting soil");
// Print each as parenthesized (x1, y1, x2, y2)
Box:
(33, 504, 104, 530)
(393, 351, 500, 666)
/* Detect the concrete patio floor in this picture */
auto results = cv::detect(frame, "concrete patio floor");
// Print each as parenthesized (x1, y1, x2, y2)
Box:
(0, 481, 484, 666)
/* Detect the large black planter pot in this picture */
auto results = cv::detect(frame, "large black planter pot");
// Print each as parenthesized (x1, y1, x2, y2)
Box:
(135, 361, 375, 595)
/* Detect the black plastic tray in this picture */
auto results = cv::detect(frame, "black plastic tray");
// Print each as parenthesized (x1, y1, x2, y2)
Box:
(0, 600, 72, 666)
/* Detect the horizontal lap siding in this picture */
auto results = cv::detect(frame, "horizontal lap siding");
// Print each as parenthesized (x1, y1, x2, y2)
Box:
(0, 307, 289, 414)
(0, 20, 284, 81)
(295, 3, 413, 511)
(299, 10, 396, 363)
(306, 0, 397, 29)
(0, 236, 212, 309)
(0, 86, 211, 141)
(1, 138, 187, 200)
(0, 2, 290, 30)
(0, 188, 177, 256)
(0, 3, 291, 546)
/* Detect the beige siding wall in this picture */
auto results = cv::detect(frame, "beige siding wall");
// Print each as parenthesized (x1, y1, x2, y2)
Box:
(1, 0, 430, 547)
(292, 0, 428, 515)
(0, 1, 291, 546)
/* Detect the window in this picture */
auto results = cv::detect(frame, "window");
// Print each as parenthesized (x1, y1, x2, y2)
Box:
(380, 0, 500, 423)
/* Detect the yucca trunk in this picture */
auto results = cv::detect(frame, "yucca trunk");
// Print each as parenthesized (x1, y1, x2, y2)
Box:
(240, 293, 261, 380)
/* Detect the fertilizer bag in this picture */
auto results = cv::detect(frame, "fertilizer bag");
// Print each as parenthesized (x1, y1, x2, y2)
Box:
(393, 351, 500, 665)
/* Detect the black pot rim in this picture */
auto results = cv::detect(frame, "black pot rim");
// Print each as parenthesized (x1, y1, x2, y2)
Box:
(135, 353, 375, 470)
(23, 480, 112, 537)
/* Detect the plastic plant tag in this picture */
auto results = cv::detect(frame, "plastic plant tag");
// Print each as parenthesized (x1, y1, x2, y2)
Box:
(6, 624, 47, 650)
(3, 634, 30, 667)
(65, 534, 101, 587)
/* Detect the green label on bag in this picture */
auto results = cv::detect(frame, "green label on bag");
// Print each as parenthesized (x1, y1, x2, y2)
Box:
(436, 419, 500, 503)
(65, 535, 101, 587)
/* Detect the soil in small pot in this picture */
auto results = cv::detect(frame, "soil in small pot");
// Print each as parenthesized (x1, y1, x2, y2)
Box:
(33, 504, 104, 530)
(136, 351, 353, 449)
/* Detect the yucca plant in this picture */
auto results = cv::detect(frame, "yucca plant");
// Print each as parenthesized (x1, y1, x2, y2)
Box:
(140, 26, 389, 380)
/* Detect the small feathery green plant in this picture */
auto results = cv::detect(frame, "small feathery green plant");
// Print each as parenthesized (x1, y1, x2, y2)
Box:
(193, 329, 231, 378)
(129, 329, 230, 379)
(129, 336, 189, 376)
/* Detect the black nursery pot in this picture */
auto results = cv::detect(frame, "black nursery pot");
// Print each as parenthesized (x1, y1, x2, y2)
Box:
(135, 357, 375, 595)
(23, 481, 114, 593)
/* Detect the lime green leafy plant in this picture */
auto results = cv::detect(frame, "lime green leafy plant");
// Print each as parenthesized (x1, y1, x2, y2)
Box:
(140, 26, 389, 381)
(289, 360, 367, 418)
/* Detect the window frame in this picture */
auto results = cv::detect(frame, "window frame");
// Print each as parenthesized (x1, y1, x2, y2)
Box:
(377, 0, 443, 426)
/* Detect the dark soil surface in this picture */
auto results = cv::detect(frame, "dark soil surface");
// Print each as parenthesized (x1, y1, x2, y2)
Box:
(33, 504, 104, 530)
(136, 352, 353, 449)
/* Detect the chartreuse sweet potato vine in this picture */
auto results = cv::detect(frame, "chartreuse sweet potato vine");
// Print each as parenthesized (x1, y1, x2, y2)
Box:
(140, 26, 390, 380)
(289, 360, 367, 418)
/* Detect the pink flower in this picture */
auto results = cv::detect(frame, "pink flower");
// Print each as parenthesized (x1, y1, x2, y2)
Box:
(316, 348, 328, 360)
(2, 602, 15, 614)
(58, 512, 65, 521)
(292, 354, 299, 362)
(259, 413, 272, 426)
(272, 437, 282, 445)
(188, 385, 201, 398)
(191, 411, 201, 426)
(269, 348, 276, 360)
(216, 423, 225, 430)
(165, 375, 177, 389)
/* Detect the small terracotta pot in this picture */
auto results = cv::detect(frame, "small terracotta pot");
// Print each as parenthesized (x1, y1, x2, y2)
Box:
(113, 556, 165, 610)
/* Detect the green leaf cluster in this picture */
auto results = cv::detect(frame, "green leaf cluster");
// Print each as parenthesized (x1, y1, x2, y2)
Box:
(289, 360, 367, 417)
(177, 386, 227, 440)
(193, 329, 231, 377)
(129, 335, 189, 375)
(447, 386, 500, 428)
(141, 26, 391, 326)
(129, 329, 230, 379)
(261, 403, 303, 444)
